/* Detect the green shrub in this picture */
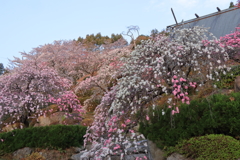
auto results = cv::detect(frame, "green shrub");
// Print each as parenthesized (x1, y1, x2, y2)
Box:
(214, 65, 240, 89)
(165, 134, 240, 160)
(139, 92, 240, 149)
(0, 125, 87, 153)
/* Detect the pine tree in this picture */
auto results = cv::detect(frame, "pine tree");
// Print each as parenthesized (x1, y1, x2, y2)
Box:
(229, 2, 235, 8)
(0, 63, 4, 75)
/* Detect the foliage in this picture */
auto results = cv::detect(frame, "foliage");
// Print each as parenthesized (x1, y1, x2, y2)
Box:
(150, 29, 159, 39)
(139, 92, 240, 148)
(0, 125, 87, 153)
(0, 63, 4, 75)
(214, 65, 240, 89)
(229, 2, 235, 8)
(150, 28, 169, 39)
(47, 91, 84, 120)
(219, 26, 240, 62)
(81, 26, 230, 159)
(10, 37, 130, 112)
(11, 40, 99, 85)
(3, 25, 236, 159)
(237, 0, 240, 7)
(0, 60, 83, 128)
(76, 32, 124, 48)
(166, 134, 240, 160)
(130, 35, 151, 47)
(74, 44, 131, 109)
(11, 39, 127, 84)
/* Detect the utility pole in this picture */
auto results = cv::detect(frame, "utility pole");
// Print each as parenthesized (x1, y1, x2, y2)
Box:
(171, 8, 178, 25)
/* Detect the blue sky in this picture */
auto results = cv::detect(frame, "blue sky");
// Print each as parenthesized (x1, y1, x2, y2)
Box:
(0, 0, 234, 67)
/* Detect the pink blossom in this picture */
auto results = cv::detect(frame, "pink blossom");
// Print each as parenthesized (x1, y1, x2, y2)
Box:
(129, 129, 134, 133)
(114, 144, 121, 150)
(146, 115, 150, 121)
(121, 123, 126, 127)
(176, 107, 179, 113)
(125, 119, 131, 123)
(185, 96, 190, 101)
(180, 77, 186, 82)
(179, 93, 184, 97)
(108, 128, 113, 132)
(181, 99, 185, 103)
(172, 90, 177, 95)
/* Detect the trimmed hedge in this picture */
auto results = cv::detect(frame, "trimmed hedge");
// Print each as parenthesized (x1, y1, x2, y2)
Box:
(165, 134, 240, 160)
(139, 92, 240, 149)
(0, 125, 87, 153)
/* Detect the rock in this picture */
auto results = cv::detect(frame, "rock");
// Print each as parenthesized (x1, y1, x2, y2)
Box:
(148, 140, 165, 160)
(234, 76, 240, 92)
(125, 154, 148, 160)
(34, 112, 81, 127)
(103, 154, 148, 160)
(2, 123, 25, 132)
(34, 116, 51, 127)
(70, 153, 82, 160)
(73, 139, 154, 160)
(35, 112, 65, 126)
(167, 153, 188, 160)
(13, 147, 33, 160)
(126, 147, 138, 154)
(74, 147, 84, 153)
(26, 148, 77, 160)
(104, 155, 121, 160)
(71, 151, 92, 160)
(126, 146, 148, 154)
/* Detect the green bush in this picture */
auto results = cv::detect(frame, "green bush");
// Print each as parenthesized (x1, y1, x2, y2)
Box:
(139, 92, 240, 149)
(0, 125, 87, 153)
(214, 65, 240, 89)
(165, 134, 240, 160)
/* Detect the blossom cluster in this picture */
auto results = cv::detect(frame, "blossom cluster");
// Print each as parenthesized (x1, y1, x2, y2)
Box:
(81, 26, 230, 159)
(0, 60, 83, 129)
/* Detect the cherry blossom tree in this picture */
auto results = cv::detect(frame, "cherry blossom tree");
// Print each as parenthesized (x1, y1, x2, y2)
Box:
(219, 26, 240, 62)
(12, 38, 128, 86)
(75, 45, 132, 109)
(9, 37, 130, 114)
(0, 60, 83, 128)
(236, 0, 240, 7)
(80, 26, 230, 159)
(11, 40, 92, 85)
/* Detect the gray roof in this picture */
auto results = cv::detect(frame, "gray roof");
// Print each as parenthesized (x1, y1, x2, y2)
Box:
(167, 7, 240, 39)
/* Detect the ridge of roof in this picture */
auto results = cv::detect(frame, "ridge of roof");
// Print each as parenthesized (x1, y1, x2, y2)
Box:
(167, 6, 240, 29)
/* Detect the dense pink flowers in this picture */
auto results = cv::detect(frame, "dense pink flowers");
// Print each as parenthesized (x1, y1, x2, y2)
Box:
(0, 60, 83, 127)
